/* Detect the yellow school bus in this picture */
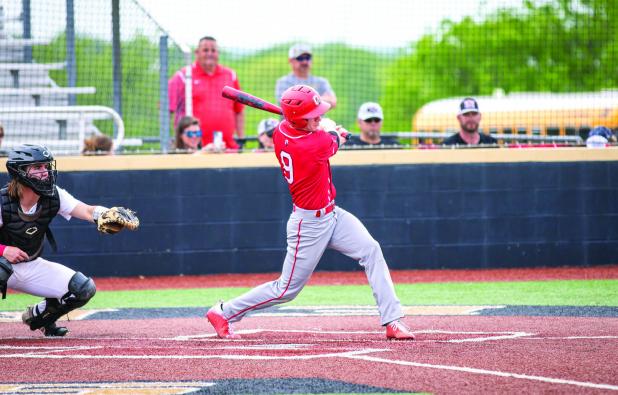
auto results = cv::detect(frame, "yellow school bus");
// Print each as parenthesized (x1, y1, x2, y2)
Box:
(412, 91, 618, 140)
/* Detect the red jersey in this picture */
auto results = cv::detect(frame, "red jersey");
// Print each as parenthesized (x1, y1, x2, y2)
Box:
(169, 63, 244, 149)
(273, 121, 340, 210)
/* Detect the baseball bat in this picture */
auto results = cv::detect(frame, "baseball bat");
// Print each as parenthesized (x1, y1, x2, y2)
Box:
(221, 86, 350, 139)
(222, 86, 282, 115)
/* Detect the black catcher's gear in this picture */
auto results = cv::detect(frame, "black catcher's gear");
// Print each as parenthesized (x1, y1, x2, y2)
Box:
(6, 144, 57, 197)
(22, 272, 96, 332)
(0, 258, 13, 299)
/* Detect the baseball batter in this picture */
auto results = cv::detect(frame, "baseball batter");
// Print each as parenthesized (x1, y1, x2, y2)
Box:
(0, 144, 138, 336)
(207, 85, 414, 340)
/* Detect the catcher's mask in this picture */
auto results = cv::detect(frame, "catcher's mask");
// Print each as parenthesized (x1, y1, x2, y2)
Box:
(6, 144, 58, 197)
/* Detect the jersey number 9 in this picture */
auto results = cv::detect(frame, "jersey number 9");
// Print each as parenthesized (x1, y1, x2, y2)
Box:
(280, 151, 294, 184)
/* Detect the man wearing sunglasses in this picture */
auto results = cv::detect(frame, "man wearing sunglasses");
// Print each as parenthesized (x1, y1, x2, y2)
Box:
(347, 102, 400, 147)
(275, 43, 337, 108)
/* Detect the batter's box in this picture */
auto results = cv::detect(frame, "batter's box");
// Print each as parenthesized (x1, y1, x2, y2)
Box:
(171, 328, 533, 344)
(250, 305, 506, 317)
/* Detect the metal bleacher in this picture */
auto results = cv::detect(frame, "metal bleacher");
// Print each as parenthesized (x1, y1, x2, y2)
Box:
(0, 8, 125, 156)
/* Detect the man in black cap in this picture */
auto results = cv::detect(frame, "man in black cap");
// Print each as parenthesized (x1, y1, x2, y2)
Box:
(442, 97, 497, 146)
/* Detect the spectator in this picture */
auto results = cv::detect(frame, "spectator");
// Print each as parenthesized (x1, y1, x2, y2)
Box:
(82, 134, 113, 155)
(173, 115, 223, 153)
(347, 102, 400, 146)
(275, 43, 337, 108)
(442, 97, 497, 146)
(586, 126, 616, 148)
(256, 118, 278, 150)
(0, 123, 4, 147)
(168, 36, 245, 150)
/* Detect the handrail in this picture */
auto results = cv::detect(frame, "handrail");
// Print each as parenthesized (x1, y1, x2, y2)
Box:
(395, 131, 583, 143)
(0, 105, 125, 151)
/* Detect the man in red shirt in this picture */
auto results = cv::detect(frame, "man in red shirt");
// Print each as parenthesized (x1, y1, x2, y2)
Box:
(168, 36, 245, 150)
(207, 85, 415, 341)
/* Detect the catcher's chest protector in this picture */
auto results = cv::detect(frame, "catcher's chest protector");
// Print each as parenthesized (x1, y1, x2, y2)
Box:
(0, 186, 60, 259)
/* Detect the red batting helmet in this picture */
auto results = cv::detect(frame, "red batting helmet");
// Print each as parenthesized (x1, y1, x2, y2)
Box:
(280, 85, 331, 129)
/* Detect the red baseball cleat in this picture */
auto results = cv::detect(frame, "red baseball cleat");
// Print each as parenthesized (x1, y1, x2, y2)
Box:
(386, 320, 415, 340)
(206, 302, 239, 339)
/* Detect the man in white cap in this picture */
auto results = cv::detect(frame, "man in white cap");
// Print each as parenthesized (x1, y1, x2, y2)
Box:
(274, 43, 337, 107)
(348, 102, 400, 146)
(256, 118, 278, 150)
(442, 97, 497, 146)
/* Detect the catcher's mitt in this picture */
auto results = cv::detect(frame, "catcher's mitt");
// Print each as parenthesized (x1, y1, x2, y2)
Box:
(96, 206, 140, 234)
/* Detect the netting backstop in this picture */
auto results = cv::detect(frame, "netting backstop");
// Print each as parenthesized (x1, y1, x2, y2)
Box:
(0, 0, 616, 155)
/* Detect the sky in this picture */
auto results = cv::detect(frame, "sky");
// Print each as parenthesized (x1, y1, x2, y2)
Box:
(2, 0, 523, 52)
(139, 0, 523, 50)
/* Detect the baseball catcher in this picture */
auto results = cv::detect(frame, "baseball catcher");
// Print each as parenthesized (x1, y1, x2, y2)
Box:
(0, 144, 139, 337)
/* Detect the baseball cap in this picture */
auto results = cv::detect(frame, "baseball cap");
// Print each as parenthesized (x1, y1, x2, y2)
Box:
(459, 97, 480, 115)
(288, 43, 312, 59)
(257, 118, 279, 137)
(588, 126, 614, 141)
(357, 102, 383, 121)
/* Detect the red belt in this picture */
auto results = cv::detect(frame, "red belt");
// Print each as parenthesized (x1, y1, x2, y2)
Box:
(316, 203, 335, 217)
(293, 202, 335, 217)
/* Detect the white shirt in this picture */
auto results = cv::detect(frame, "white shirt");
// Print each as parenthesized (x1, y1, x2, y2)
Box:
(0, 186, 81, 227)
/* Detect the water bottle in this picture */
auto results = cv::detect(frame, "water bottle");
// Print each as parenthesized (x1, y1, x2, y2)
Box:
(213, 131, 223, 150)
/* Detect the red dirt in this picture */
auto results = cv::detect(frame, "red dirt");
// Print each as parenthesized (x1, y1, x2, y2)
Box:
(1, 315, 616, 394)
(93, 265, 618, 291)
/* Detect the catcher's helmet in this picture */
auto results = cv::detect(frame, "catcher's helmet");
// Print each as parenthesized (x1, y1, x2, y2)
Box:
(6, 144, 57, 197)
(280, 85, 330, 129)
(589, 126, 615, 141)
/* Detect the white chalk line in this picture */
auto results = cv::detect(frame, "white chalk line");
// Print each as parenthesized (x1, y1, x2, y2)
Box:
(344, 354, 618, 391)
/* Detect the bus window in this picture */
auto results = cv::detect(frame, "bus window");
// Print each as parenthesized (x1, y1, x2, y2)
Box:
(565, 127, 577, 136)
(547, 127, 560, 136)
(579, 127, 591, 140)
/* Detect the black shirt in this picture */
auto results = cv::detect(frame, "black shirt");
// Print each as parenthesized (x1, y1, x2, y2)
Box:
(347, 135, 401, 147)
(442, 132, 498, 146)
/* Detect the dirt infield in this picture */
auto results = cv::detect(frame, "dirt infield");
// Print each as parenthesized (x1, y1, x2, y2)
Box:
(1, 266, 617, 394)
(94, 264, 618, 290)
(1, 310, 617, 393)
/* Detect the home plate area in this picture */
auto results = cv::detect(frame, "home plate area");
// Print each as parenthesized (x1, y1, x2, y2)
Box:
(1, 306, 617, 393)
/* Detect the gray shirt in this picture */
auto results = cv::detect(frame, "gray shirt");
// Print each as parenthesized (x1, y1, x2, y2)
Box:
(275, 74, 335, 101)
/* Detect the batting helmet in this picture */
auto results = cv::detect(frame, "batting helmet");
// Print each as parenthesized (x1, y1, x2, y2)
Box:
(280, 85, 330, 129)
(589, 126, 615, 141)
(6, 144, 57, 197)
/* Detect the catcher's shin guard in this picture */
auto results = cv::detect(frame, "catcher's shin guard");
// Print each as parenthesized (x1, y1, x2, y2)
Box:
(0, 258, 13, 299)
(22, 272, 96, 331)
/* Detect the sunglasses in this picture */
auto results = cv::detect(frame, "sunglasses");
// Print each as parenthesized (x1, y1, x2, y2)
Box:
(363, 118, 382, 123)
(295, 54, 312, 62)
(184, 130, 202, 138)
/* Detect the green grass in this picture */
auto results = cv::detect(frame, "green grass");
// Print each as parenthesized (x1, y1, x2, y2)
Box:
(2, 280, 616, 311)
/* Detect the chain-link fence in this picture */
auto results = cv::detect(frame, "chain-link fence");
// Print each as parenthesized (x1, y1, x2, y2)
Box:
(0, 0, 616, 155)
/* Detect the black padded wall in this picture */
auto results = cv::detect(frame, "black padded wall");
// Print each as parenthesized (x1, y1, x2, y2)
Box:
(1, 160, 615, 276)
